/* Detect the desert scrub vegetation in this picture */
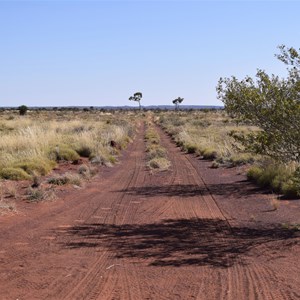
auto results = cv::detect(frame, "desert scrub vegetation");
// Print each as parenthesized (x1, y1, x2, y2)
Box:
(158, 110, 300, 197)
(145, 124, 171, 171)
(218, 45, 300, 198)
(247, 161, 300, 198)
(0, 109, 137, 181)
(158, 110, 258, 166)
(26, 186, 57, 202)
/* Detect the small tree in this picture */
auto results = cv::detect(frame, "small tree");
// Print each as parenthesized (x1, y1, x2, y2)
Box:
(129, 92, 143, 110)
(217, 45, 300, 163)
(172, 97, 184, 110)
(18, 105, 28, 116)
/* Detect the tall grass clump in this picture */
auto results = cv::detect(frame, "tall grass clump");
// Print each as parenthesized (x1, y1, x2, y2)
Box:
(247, 160, 300, 198)
(145, 124, 171, 171)
(0, 110, 136, 180)
(158, 110, 258, 166)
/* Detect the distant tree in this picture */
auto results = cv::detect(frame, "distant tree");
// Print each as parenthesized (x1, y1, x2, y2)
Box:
(172, 97, 184, 110)
(129, 92, 143, 110)
(18, 105, 28, 116)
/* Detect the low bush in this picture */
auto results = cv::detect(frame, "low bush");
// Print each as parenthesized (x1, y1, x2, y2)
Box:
(14, 158, 56, 176)
(247, 166, 263, 181)
(0, 167, 32, 180)
(247, 162, 300, 197)
(49, 145, 80, 162)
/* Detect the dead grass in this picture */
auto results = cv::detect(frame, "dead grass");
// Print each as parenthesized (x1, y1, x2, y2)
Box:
(145, 123, 171, 172)
(0, 110, 137, 180)
(158, 110, 259, 166)
(27, 186, 57, 202)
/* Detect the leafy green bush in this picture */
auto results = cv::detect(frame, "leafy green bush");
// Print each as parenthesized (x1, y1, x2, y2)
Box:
(0, 167, 32, 180)
(281, 168, 300, 198)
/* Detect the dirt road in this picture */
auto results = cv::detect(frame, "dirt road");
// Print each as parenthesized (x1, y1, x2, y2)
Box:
(0, 126, 299, 299)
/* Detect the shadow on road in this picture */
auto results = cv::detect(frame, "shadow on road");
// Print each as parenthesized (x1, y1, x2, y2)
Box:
(116, 182, 267, 199)
(57, 218, 299, 268)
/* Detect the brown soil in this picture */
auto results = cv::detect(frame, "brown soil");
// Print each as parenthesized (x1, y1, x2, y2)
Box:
(0, 125, 299, 300)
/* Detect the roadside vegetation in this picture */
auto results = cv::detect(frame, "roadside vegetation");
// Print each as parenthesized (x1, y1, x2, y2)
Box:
(158, 107, 300, 198)
(158, 109, 258, 167)
(145, 121, 171, 171)
(217, 45, 300, 198)
(0, 109, 138, 207)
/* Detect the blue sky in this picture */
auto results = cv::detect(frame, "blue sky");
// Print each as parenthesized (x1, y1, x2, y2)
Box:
(0, 0, 299, 107)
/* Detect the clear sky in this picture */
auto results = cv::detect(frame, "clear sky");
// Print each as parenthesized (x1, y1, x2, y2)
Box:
(0, 0, 299, 107)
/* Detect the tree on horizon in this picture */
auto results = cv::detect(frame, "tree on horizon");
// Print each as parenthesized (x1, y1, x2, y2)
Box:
(129, 92, 143, 110)
(172, 97, 184, 110)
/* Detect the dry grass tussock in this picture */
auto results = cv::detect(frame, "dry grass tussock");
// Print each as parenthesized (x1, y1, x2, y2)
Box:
(0, 110, 137, 180)
(145, 122, 171, 171)
(157, 110, 300, 198)
(158, 110, 259, 166)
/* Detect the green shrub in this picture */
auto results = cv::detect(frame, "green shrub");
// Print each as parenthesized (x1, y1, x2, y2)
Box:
(282, 167, 300, 198)
(14, 158, 56, 176)
(281, 180, 299, 198)
(247, 165, 263, 181)
(0, 167, 32, 180)
(49, 145, 80, 162)
(247, 163, 300, 198)
(257, 165, 280, 188)
(59, 148, 80, 161)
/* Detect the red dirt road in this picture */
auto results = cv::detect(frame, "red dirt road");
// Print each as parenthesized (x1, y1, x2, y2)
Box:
(0, 126, 299, 300)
